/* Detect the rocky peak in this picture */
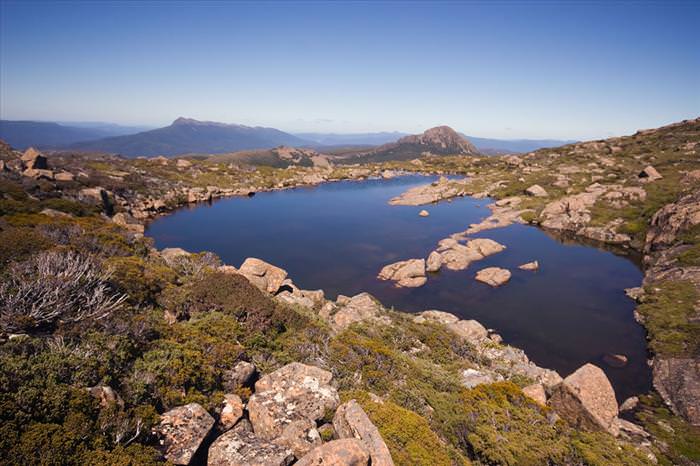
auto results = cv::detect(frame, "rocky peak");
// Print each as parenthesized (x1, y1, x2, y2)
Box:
(398, 126, 479, 155)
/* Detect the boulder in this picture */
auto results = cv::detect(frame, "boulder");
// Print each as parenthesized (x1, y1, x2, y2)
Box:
(331, 293, 384, 331)
(619, 396, 639, 412)
(522, 383, 547, 405)
(239, 258, 288, 294)
(219, 394, 245, 431)
(295, 439, 370, 466)
(475, 267, 511, 287)
(333, 400, 394, 466)
(208, 422, 295, 466)
(639, 165, 662, 181)
(22, 168, 54, 180)
(248, 363, 338, 456)
(419, 209, 429, 217)
(652, 358, 700, 425)
(461, 368, 499, 388)
(525, 184, 548, 197)
(426, 251, 442, 272)
(223, 361, 257, 392)
(518, 261, 539, 271)
(447, 319, 488, 342)
(377, 258, 426, 287)
(54, 171, 75, 182)
(548, 363, 619, 436)
(21, 147, 48, 169)
(436, 237, 506, 271)
(177, 159, 192, 168)
(87, 385, 124, 409)
(155, 403, 215, 465)
(413, 309, 459, 325)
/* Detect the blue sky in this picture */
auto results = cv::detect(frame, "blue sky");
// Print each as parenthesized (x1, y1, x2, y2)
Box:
(1, 1, 698, 139)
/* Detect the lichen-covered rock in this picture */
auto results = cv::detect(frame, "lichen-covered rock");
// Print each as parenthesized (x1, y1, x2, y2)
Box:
(413, 309, 459, 325)
(248, 363, 338, 456)
(330, 292, 385, 331)
(155, 403, 215, 465)
(448, 319, 488, 342)
(377, 258, 426, 287)
(207, 422, 295, 466)
(239, 257, 288, 294)
(475, 267, 511, 287)
(652, 357, 700, 425)
(295, 438, 370, 466)
(333, 400, 394, 466)
(548, 363, 619, 436)
(219, 394, 245, 431)
(461, 368, 500, 388)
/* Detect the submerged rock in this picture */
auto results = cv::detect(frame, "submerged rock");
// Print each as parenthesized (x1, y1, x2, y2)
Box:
(155, 403, 215, 465)
(377, 258, 426, 287)
(475, 267, 511, 287)
(548, 363, 619, 436)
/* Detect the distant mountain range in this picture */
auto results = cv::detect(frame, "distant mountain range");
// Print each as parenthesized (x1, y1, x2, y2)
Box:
(65, 118, 310, 157)
(0, 118, 575, 157)
(0, 120, 150, 150)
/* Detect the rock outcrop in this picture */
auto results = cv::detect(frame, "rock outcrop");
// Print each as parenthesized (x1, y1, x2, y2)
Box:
(434, 237, 506, 271)
(389, 176, 470, 206)
(426, 251, 442, 272)
(248, 363, 339, 456)
(548, 364, 619, 436)
(475, 267, 511, 287)
(155, 403, 215, 465)
(325, 292, 386, 332)
(377, 258, 427, 287)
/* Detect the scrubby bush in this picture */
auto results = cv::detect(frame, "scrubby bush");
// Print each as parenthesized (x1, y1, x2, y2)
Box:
(106, 256, 177, 306)
(0, 226, 52, 268)
(0, 250, 127, 333)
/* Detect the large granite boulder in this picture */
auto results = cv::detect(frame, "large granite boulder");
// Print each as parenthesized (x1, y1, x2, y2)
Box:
(239, 257, 288, 294)
(21, 147, 48, 169)
(155, 403, 215, 465)
(548, 363, 619, 436)
(295, 438, 370, 466)
(377, 258, 426, 287)
(223, 360, 257, 392)
(333, 400, 394, 466)
(248, 363, 339, 457)
(426, 251, 442, 272)
(208, 422, 294, 466)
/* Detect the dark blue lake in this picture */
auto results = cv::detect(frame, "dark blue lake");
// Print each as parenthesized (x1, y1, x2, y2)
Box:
(147, 175, 650, 400)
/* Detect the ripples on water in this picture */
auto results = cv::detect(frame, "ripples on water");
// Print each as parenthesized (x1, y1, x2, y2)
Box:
(147, 175, 651, 400)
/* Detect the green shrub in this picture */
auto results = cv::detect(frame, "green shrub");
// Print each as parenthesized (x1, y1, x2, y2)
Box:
(106, 256, 177, 305)
(0, 227, 52, 268)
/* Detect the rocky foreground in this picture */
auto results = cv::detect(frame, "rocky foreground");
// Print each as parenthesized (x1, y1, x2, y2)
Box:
(1, 121, 699, 465)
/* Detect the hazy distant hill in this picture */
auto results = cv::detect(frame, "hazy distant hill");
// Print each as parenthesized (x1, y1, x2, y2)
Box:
(338, 126, 480, 163)
(209, 146, 332, 169)
(298, 130, 573, 153)
(67, 118, 311, 157)
(0, 120, 146, 149)
(296, 131, 408, 146)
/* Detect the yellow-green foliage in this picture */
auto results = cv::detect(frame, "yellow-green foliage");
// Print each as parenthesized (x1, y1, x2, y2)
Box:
(635, 393, 700, 465)
(106, 255, 177, 305)
(347, 391, 470, 466)
(638, 280, 700, 357)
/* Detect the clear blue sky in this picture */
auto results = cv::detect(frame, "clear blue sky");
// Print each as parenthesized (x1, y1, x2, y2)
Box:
(1, 1, 698, 139)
